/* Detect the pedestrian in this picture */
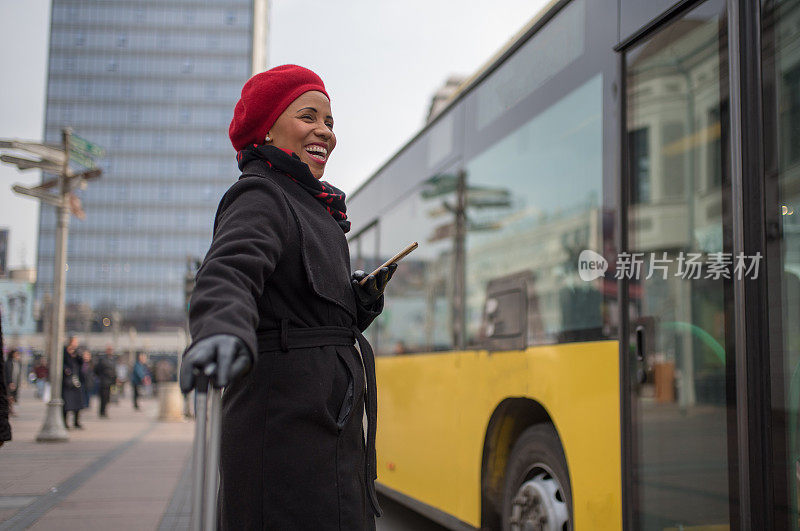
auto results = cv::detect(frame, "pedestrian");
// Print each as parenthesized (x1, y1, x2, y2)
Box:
(4, 349, 22, 415)
(80, 349, 95, 410)
(93, 346, 116, 418)
(114, 357, 128, 398)
(0, 309, 12, 446)
(61, 336, 84, 429)
(131, 352, 150, 410)
(180, 65, 396, 529)
(33, 358, 49, 400)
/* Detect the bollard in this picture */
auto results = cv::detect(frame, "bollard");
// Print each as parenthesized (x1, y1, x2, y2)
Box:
(158, 381, 185, 421)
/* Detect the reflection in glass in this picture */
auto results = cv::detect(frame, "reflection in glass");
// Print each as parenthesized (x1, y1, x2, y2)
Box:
(371, 185, 455, 356)
(764, 0, 800, 525)
(465, 74, 607, 348)
(626, 2, 731, 527)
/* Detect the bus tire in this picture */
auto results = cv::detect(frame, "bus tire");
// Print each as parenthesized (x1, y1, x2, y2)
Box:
(502, 424, 572, 531)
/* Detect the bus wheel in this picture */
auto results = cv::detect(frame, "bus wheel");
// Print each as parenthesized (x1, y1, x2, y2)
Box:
(502, 424, 572, 531)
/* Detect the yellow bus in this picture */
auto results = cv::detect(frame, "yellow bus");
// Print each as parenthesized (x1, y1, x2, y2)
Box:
(347, 0, 800, 529)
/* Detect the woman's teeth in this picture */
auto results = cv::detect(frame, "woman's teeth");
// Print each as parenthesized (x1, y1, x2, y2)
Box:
(305, 145, 327, 163)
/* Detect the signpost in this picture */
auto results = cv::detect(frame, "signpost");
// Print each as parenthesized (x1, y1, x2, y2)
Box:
(70, 134, 105, 159)
(0, 128, 103, 443)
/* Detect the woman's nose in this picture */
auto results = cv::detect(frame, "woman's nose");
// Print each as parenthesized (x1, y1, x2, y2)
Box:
(314, 122, 332, 139)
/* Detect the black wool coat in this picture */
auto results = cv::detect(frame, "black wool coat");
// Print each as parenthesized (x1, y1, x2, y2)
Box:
(189, 151, 382, 530)
(94, 356, 116, 387)
(61, 350, 83, 412)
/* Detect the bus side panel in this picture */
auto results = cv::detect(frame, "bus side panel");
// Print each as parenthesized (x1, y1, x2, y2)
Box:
(374, 354, 462, 516)
(455, 341, 622, 529)
(375, 340, 621, 529)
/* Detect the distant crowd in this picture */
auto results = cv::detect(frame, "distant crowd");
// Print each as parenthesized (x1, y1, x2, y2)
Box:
(2, 334, 179, 432)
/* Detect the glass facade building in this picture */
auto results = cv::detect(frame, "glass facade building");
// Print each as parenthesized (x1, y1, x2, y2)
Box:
(37, 0, 253, 331)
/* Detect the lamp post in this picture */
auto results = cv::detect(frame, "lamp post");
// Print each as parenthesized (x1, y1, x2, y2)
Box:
(36, 129, 72, 442)
(0, 128, 103, 442)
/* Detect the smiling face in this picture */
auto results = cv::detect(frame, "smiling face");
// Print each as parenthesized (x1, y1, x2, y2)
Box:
(267, 90, 336, 179)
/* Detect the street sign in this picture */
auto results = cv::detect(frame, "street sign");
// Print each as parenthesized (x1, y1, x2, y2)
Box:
(70, 134, 105, 158)
(73, 168, 102, 180)
(0, 140, 66, 165)
(68, 149, 97, 170)
(11, 184, 61, 206)
(0, 154, 62, 173)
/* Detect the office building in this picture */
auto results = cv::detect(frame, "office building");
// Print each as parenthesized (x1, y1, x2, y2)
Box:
(37, 0, 255, 332)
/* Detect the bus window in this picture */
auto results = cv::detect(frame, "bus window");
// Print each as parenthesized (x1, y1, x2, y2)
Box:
(375, 183, 455, 356)
(350, 224, 380, 347)
(464, 73, 607, 348)
(625, 1, 732, 525)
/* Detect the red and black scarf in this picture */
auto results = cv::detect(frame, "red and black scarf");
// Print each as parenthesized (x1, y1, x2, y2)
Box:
(237, 144, 350, 233)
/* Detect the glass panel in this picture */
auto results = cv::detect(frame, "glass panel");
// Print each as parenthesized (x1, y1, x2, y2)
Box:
(626, 1, 732, 528)
(475, 0, 586, 129)
(764, 0, 800, 526)
(465, 74, 607, 348)
(376, 182, 456, 356)
(353, 224, 380, 348)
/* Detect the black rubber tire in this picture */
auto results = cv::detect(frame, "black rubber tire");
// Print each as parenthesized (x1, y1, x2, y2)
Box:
(501, 423, 573, 531)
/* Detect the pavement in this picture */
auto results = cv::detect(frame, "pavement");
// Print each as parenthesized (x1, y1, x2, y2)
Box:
(0, 386, 194, 531)
(0, 387, 445, 531)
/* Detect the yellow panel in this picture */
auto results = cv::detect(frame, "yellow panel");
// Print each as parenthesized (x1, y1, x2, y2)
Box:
(375, 340, 622, 530)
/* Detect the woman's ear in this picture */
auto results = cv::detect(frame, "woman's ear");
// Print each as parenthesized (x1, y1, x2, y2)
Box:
(265, 133, 272, 143)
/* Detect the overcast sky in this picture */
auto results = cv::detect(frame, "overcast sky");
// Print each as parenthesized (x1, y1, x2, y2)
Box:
(0, 0, 549, 270)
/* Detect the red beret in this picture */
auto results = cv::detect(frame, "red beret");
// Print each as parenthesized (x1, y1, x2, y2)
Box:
(229, 64, 329, 151)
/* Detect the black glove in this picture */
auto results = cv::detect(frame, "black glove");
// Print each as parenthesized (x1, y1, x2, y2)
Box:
(180, 334, 252, 392)
(351, 263, 397, 307)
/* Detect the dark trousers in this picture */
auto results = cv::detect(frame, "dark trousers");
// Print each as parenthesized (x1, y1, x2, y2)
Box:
(62, 408, 80, 427)
(133, 384, 141, 409)
(99, 385, 111, 416)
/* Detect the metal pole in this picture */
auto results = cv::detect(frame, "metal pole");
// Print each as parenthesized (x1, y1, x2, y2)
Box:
(203, 388, 222, 531)
(251, 0, 270, 74)
(191, 377, 209, 531)
(37, 128, 72, 442)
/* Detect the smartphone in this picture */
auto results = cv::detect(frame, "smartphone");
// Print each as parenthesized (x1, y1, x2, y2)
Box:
(359, 241, 418, 286)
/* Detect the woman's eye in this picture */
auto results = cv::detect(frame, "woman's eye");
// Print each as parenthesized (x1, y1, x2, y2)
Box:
(300, 114, 313, 120)
(326, 122, 334, 130)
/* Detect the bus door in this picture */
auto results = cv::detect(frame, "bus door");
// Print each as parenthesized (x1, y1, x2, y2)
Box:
(763, 0, 800, 526)
(621, 0, 736, 528)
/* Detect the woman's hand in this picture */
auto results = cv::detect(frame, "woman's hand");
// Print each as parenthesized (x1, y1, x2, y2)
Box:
(180, 334, 253, 392)
(351, 264, 397, 307)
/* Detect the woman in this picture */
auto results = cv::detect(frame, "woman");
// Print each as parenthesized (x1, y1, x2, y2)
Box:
(180, 65, 395, 530)
(62, 336, 84, 429)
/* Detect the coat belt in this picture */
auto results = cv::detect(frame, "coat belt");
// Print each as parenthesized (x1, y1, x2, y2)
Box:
(255, 321, 383, 517)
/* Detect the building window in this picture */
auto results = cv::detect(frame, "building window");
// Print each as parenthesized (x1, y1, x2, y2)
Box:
(163, 81, 176, 97)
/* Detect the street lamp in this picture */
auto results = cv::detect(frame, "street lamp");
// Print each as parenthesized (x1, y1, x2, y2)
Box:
(0, 128, 103, 442)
